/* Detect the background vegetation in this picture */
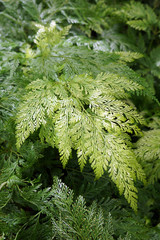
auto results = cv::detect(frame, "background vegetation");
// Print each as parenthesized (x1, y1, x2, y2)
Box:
(0, 0, 160, 239)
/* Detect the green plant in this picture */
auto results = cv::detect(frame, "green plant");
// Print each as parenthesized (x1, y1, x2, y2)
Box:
(14, 21, 148, 211)
(1, 0, 160, 239)
(135, 114, 160, 184)
(0, 177, 119, 240)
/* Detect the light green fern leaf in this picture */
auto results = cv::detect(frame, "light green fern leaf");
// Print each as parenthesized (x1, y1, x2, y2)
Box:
(16, 22, 146, 210)
(115, 1, 157, 32)
(115, 51, 143, 62)
(127, 20, 148, 31)
(135, 129, 160, 184)
(34, 21, 71, 48)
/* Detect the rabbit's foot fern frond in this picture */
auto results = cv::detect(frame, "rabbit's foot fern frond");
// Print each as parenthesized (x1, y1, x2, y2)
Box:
(16, 21, 146, 211)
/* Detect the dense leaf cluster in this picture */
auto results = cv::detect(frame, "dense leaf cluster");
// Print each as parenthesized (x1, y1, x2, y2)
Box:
(0, 0, 160, 239)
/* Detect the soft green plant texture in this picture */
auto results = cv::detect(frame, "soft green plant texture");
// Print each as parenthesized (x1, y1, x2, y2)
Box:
(0, 177, 119, 240)
(135, 115, 160, 184)
(1, 0, 160, 239)
(15, 21, 147, 211)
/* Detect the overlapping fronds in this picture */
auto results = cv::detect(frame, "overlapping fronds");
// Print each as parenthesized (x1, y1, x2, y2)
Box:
(135, 128, 160, 184)
(15, 22, 147, 210)
(114, 1, 158, 32)
(0, 176, 124, 240)
(1, 0, 160, 239)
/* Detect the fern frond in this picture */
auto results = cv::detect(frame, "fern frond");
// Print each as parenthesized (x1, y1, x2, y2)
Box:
(116, 51, 143, 62)
(107, 134, 146, 211)
(115, 1, 157, 32)
(1, 1, 160, 238)
(127, 20, 148, 31)
(20, 0, 43, 22)
(34, 21, 71, 48)
(15, 23, 147, 210)
(16, 74, 145, 209)
(65, 32, 138, 53)
(135, 129, 160, 184)
(54, 105, 73, 167)
(52, 178, 115, 240)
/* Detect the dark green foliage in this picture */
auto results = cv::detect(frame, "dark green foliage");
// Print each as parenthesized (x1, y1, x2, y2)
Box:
(0, 176, 127, 240)
(1, 0, 160, 239)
